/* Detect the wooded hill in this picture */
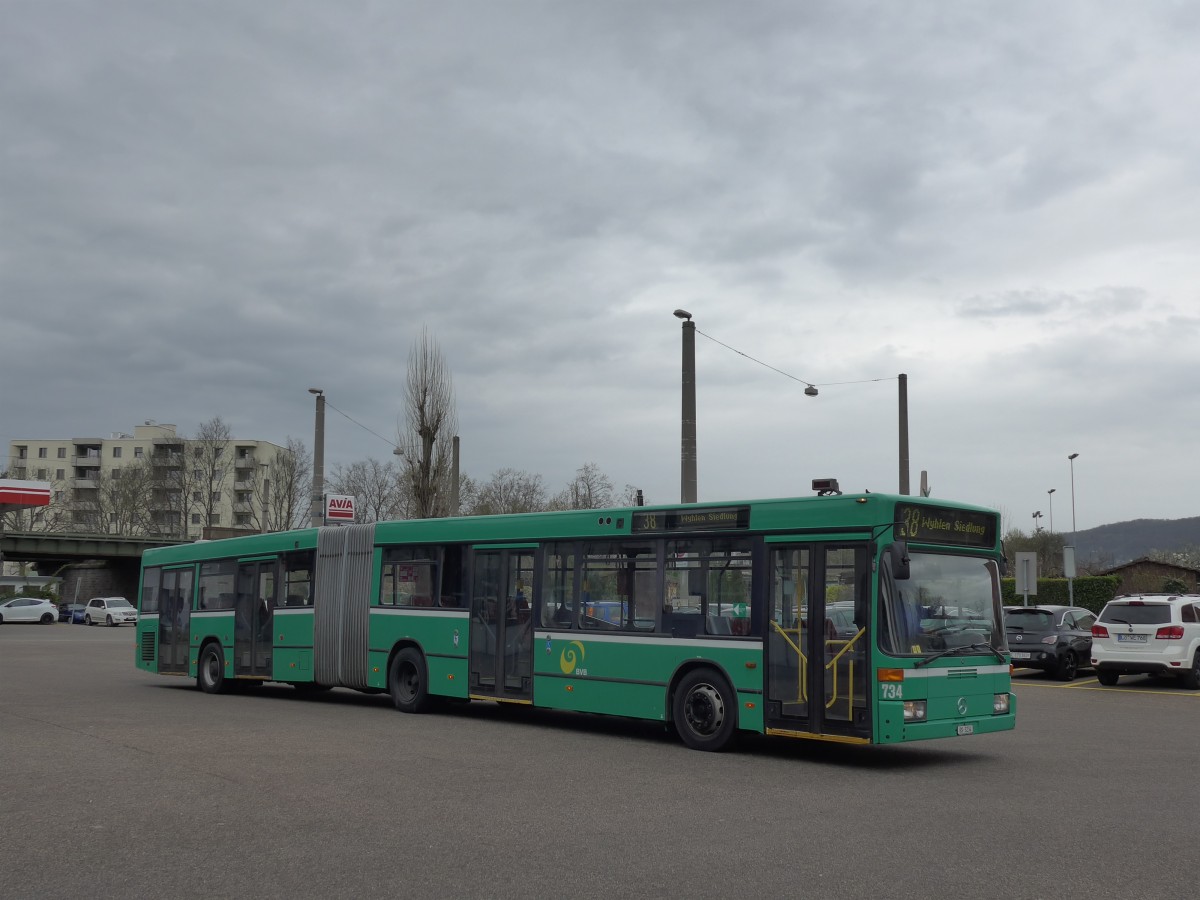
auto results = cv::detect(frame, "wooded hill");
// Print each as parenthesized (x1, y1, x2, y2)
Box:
(1074, 516, 1200, 568)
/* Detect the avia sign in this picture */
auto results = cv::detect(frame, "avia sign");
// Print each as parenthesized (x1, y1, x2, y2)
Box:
(324, 494, 356, 523)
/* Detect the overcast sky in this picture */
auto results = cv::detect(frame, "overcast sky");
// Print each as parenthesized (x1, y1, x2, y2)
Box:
(3, 2, 1199, 533)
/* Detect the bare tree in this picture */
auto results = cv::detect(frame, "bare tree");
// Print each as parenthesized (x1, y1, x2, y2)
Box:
(328, 457, 403, 523)
(397, 328, 458, 518)
(616, 483, 644, 506)
(471, 468, 547, 515)
(549, 462, 615, 511)
(455, 473, 479, 518)
(72, 461, 158, 535)
(262, 437, 311, 531)
(189, 416, 234, 533)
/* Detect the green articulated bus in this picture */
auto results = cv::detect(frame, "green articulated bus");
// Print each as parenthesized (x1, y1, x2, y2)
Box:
(135, 486, 1015, 751)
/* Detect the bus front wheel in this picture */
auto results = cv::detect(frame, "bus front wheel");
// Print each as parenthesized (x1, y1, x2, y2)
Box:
(673, 668, 737, 752)
(389, 647, 432, 713)
(197, 643, 228, 694)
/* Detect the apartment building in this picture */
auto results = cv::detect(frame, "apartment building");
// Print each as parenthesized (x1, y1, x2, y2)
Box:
(7, 422, 291, 539)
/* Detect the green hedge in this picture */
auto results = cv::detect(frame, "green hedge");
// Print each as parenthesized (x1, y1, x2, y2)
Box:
(1001, 576, 1120, 614)
(0, 587, 60, 602)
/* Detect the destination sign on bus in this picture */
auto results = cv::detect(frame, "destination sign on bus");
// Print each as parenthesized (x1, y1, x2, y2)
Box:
(631, 507, 750, 534)
(895, 502, 997, 548)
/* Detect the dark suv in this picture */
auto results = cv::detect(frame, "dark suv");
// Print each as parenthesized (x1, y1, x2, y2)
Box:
(1004, 605, 1096, 681)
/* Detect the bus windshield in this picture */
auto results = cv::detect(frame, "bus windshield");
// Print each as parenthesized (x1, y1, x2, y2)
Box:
(882, 552, 1005, 658)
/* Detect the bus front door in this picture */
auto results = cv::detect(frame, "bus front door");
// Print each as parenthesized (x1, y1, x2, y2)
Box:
(766, 544, 871, 742)
(157, 567, 193, 675)
(234, 559, 276, 679)
(468, 549, 535, 703)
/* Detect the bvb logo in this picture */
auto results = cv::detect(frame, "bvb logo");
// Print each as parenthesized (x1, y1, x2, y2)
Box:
(559, 640, 585, 675)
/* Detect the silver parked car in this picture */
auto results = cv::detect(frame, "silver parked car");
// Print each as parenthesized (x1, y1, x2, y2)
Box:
(83, 596, 138, 627)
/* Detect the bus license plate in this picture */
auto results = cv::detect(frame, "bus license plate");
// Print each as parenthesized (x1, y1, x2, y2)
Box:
(956, 724, 974, 736)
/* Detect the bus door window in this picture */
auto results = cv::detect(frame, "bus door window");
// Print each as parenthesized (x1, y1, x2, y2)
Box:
(470, 553, 503, 689)
(768, 547, 811, 719)
(821, 547, 868, 727)
(469, 549, 535, 698)
(504, 553, 536, 692)
(234, 559, 275, 676)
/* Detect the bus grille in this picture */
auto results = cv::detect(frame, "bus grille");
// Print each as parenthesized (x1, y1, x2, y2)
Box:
(140, 630, 157, 663)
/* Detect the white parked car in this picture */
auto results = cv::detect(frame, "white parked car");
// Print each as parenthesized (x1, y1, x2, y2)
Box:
(1091, 594, 1200, 688)
(0, 597, 59, 624)
(83, 596, 138, 627)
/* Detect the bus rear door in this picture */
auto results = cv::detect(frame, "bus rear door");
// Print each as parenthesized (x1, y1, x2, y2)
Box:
(468, 548, 535, 703)
(234, 558, 276, 679)
(157, 566, 193, 675)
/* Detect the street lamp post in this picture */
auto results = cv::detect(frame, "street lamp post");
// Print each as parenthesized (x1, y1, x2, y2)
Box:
(1068, 453, 1079, 536)
(898, 373, 910, 495)
(1067, 452, 1079, 603)
(1047, 488, 1055, 533)
(309, 388, 325, 528)
(1032, 510, 1042, 533)
(674, 309, 697, 504)
(450, 434, 460, 516)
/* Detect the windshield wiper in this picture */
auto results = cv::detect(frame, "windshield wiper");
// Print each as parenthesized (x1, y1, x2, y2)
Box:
(915, 642, 1007, 668)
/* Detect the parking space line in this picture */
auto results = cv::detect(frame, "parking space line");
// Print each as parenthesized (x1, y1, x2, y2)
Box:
(1012, 679, 1200, 698)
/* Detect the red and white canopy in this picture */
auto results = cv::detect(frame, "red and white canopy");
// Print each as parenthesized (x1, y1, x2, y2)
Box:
(0, 478, 51, 513)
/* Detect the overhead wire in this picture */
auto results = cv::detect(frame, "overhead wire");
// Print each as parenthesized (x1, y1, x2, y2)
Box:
(694, 328, 897, 388)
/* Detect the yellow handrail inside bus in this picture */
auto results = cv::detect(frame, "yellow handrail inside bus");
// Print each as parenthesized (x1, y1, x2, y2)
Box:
(770, 620, 807, 703)
(824, 627, 864, 713)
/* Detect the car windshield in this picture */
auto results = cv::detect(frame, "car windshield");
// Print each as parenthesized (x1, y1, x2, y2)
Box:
(108, 598, 133, 608)
(1099, 603, 1170, 625)
(1005, 610, 1054, 629)
(881, 552, 1005, 657)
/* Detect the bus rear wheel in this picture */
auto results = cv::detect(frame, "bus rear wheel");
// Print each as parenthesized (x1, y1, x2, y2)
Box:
(197, 643, 228, 694)
(673, 668, 737, 752)
(389, 647, 432, 713)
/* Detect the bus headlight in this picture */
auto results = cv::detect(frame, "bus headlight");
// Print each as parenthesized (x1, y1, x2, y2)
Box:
(903, 700, 927, 722)
(993, 693, 1010, 714)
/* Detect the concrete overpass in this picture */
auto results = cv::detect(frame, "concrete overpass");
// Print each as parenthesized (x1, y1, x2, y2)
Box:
(0, 531, 190, 602)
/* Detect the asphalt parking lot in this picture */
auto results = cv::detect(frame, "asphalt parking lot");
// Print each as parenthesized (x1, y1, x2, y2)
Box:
(2, 624, 1198, 900)
(1012, 663, 1200, 695)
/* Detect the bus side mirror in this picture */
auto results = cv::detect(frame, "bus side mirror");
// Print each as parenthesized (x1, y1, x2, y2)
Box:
(999, 542, 1010, 576)
(888, 542, 910, 580)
